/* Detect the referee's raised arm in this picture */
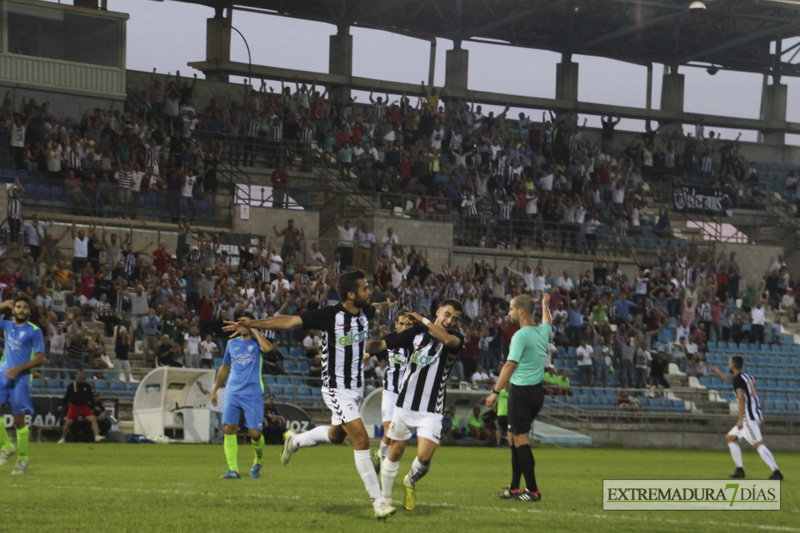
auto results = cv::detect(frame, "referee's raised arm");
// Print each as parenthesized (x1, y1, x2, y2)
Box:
(486, 292, 550, 407)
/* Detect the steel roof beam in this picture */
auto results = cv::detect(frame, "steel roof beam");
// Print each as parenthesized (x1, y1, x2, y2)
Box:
(679, 21, 798, 63)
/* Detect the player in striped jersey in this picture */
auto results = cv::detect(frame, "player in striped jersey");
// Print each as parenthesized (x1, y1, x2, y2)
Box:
(366, 299, 464, 511)
(371, 310, 413, 470)
(226, 270, 397, 519)
(711, 356, 783, 480)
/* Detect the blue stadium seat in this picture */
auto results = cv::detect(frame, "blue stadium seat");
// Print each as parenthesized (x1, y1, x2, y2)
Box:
(297, 387, 312, 398)
(128, 382, 139, 394)
(265, 376, 278, 387)
(289, 347, 303, 359)
(278, 346, 289, 358)
(311, 388, 322, 399)
(110, 381, 126, 392)
(277, 376, 292, 386)
(46, 379, 63, 390)
(94, 381, 109, 391)
(284, 361, 298, 374)
(296, 361, 309, 374)
(32, 379, 44, 389)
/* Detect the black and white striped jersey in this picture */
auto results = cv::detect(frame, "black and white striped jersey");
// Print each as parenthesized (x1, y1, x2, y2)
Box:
(301, 303, 375, 390)
(381, 347, 409, 395)
(733, 372, 762, 423)
(384, 325, 464, 415)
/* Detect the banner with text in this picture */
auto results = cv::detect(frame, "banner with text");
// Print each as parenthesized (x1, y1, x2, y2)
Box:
(603, 479, 780, 510)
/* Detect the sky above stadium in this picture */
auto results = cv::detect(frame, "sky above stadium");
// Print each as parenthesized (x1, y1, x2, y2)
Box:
(106, 0, 800, 143)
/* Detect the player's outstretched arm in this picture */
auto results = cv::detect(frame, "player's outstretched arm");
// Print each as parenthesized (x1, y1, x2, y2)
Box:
(211, 365, 230, 407)
(710, 366, 733, 385)
(366, 340, 387, 354)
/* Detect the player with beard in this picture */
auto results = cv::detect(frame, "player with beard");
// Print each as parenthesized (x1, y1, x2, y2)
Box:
(0, 296, 46, 474)
(225, 270, 397, 519)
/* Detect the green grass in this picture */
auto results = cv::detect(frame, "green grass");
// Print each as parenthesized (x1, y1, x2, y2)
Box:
(2, 442, 798, 532)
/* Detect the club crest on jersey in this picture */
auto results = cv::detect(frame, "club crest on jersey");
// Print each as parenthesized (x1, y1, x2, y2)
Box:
(338, 330, 369, 346)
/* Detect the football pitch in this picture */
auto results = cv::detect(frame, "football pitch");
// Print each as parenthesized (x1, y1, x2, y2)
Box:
(3, 443, 798, 532)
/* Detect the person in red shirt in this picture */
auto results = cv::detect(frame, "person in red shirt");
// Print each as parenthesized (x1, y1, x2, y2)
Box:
(271, 163, 289, 208)
(151, 242, 172, 273)
(501, 319, 520, 360)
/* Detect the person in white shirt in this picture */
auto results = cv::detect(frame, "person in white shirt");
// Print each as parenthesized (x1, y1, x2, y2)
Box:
(335, 214, 358, 268)
(183, 325, 202, 368)
(556, 270, 574, 292)
(199, 334, 219, 369)
(305, 242, 326, 272)
(302, 331, 321, 357)
(355, 222, 376, 271)
(71, 223, 89, 271)
(470, 364, 493, 390)
(181, 170, 199, 221)
(130, 167, 144, 220)
(750, 300, 766, 345)
(576, 340, 594, 387)
(382, 227, 399, 259)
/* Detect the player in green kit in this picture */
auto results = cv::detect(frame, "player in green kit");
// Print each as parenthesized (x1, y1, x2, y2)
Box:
(0, 297, 46, 475)
(211, 315, 272, 479)
(487, 293, 551, 501)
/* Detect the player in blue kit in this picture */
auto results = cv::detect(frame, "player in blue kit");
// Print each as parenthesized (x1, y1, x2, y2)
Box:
(0, 297, 46, 475)
(211, 315, 273, 480)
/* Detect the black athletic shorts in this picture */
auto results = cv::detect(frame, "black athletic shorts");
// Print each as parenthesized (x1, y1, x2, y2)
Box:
(507, 383, 544, 435)
(495, 415, 508, 432)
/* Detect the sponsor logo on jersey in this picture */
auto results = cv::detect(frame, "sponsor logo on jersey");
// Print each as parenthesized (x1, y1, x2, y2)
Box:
(408, 349, 438, 366)
(337, 330, 369, 346)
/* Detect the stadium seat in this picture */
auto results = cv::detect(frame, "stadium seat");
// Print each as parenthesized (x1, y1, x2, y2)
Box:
(110, 381, 126, 392)
(297, 387, 312, 398)
(95, 381, 110, 391)
(128, 382, 139, 394)
(296, 361, 309, 374)
(289, 347, 302, 359)
(311, 388, 322, 399)
(46, 379, 63, 390)
(32, 379, 44, 389)
(284, 361, 297, 374)
(277, 376, 292, 386)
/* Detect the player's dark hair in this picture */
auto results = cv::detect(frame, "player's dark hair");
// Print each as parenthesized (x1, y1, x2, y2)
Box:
(730, 355, 744, 370)
(396, 309, 408, 318)
(239, 312, 255, 321)
(14, 295, 30, 306)
(439, 298, 463, 313)
(338, 270, 366, 302)
(511, 294, 534, 317)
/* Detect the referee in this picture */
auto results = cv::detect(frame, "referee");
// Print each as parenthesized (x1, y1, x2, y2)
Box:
(486, 292, 551, 502)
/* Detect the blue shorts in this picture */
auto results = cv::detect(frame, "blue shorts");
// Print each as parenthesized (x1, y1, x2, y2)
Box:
(0, 374, 34, 415)
(222, 392, 264, 431)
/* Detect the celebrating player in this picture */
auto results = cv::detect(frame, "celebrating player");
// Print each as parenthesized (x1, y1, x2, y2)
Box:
(711, 356, 783, 480)
(226, 270, 396, 519)
(212, 314, 272, 480)
(365, 299, 464, 511)
(371, 310, 412, 471)
(486, 293, 551, 502)
(0, 297, 46, 475)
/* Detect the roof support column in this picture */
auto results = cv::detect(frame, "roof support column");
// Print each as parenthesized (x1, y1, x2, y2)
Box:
(329, 25, 353, 104)
(445, 44, 468, 97)
(660, 70, 684, 113)
(759, 79, 787, 146)
(205, 11, 232, 82)
(556, 55, 579, 104)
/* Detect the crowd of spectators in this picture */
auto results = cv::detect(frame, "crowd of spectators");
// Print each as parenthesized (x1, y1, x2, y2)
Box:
(0, 76, 794, 422)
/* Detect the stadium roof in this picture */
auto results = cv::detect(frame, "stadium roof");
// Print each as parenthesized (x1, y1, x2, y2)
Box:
(172, 0, 800, 78)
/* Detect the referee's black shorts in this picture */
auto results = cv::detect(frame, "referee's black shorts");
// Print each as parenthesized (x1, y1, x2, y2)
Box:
(507, 383, 544, 435)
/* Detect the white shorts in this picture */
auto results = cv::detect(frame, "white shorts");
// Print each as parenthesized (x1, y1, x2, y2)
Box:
(387, 406, 443, 445)
(381, 390, 398, 424)
(728, 419, 762, 446)
(322, 387, 363, 426)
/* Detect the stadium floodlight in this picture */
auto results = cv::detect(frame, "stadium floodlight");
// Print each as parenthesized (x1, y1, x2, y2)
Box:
(689, 1, 707, 9)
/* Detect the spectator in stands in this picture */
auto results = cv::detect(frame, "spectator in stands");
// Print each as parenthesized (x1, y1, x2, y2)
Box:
(156, 334, 182, 367)
(141, 307, 161, 366)
(649, 350, 670, 389)
(470, 364, 493, 390)
(271, 163, 289, 208)
(115, 324, 135, 383)
(467, 406, 490, 441)
(57, 370, 105, 443)
(273, 220, 304, 262)
(183, 324, 202, 368)
(308, 352, 322, 387)
(334, 214, 359, 269)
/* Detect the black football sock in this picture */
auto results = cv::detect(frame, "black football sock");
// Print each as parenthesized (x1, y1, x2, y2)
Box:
(509, 445, 521, 491)
(517, 444, 538, 493)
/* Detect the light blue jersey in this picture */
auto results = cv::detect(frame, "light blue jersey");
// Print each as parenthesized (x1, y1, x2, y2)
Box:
(222, 337, 264, 396)
(0, 320, 45, 381)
